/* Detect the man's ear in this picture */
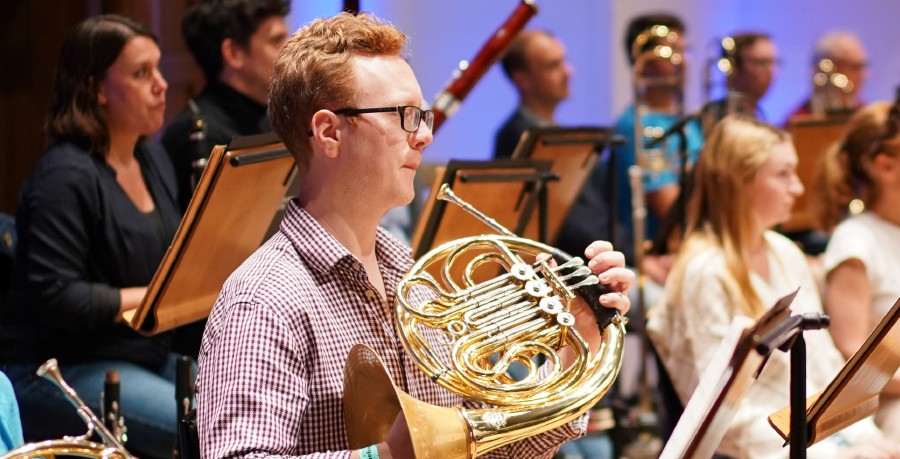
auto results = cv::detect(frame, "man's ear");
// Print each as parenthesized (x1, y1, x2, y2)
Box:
(510, 70, 531, 93)
(221, 38, 246, 70)
(310, 110, 341, 159)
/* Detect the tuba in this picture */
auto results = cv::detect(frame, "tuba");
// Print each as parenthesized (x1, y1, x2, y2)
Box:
(344, 185, 627, 459)
(0, 359, 136, 459)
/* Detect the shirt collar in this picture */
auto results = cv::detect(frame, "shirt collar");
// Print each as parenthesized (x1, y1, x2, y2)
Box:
(203, 80, 269, 128)
(517, 104, 555, 128)
(279, 199, 414, 276)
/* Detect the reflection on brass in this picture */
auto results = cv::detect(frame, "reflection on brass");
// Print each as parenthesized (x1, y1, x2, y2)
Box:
(1, 359, 136, 459)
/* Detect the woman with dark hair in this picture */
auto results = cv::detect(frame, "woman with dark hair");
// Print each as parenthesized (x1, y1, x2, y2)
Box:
(814, 101, 900, 438)
(0, 15, 180, 459)
(648, 115, 898, 459)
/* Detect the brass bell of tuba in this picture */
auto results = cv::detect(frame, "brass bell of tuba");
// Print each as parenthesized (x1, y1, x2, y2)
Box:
(0, 359, 136, 459)
(343, 185, 627, 459)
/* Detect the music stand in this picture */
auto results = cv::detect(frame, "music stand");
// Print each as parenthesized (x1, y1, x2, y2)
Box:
(410, 159, 554, 263)
(769, 296, 900, 448)
(127, 133, 297, 335)
(782, 117, 848, 232)
(658, 290, 798, 459)
(510, 127, 620, 245)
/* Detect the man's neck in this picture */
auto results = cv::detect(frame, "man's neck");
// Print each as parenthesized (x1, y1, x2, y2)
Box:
(298, 178, 385, 261)
(519, 96, 556, 124)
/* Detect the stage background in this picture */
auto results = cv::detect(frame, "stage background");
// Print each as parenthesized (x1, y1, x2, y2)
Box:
(2, 0, 899, 213)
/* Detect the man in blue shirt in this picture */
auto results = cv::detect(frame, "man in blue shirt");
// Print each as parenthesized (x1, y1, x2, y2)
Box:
(613, 14, 704, 264)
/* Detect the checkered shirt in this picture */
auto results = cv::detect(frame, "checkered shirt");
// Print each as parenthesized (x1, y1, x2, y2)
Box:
(196, 199, 585, 459)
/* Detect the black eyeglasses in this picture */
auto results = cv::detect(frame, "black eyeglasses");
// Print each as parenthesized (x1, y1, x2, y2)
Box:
(335, 106, 434, 133)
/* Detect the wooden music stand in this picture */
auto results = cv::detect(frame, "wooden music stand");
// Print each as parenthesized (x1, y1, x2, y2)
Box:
(510, 126, 618, 245)
(769, 296, 900, 446)
(127, 133, 297, 335)
(658, 290, 798, 459)
(782, 117, 848, 232)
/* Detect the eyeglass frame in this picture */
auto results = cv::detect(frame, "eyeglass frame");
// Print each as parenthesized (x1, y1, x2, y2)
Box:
(306, 105, 434, 137)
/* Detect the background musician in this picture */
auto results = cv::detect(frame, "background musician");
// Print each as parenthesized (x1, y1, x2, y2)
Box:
(195, 12, 633, 459)
(613, 13, 704, 271)
(161, 0, 289, 210)
(788, 32, 869, 120)
(815, 101, 900, 438)
(701, 32, 779, 133)
(648, 114, 898, 459)
(0, 15, 181, 459)
(494, 29, 572, 159)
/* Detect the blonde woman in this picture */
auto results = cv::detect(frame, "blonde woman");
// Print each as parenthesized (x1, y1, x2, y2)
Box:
(648, 115, 898, 459)
(815, 101, 900, 437)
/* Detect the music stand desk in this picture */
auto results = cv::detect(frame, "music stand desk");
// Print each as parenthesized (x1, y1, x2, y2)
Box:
(127, 133, 297, 335)
(658, 291, 797, 459)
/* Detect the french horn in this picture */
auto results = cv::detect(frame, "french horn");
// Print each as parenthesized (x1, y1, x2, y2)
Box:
(344, 184, 627, 459)
(0, 359, 135, 459)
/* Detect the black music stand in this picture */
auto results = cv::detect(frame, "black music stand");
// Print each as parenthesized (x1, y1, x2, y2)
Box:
(128, 133, 297, 335)
(510, 126, 622, 246)
(410, 159, 555, 260)
(768, 296, 900, 455)
(658, 290, 798, 459)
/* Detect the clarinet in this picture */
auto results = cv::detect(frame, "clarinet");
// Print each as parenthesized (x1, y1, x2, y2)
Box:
(173, 356, 194, 459)
(430, 0, 538, 132)
(187, 99, 209, 190)
(101, 370, 128, 444)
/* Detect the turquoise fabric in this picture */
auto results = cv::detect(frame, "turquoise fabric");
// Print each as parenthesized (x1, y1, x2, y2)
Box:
(0, 372, 23, 454)
(612, 104, 705, 240)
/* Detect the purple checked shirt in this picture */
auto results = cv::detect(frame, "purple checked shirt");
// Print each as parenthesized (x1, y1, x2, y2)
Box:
(196, 199, 586, 459)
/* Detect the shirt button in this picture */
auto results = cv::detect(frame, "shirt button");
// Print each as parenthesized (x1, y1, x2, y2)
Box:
(365, 289, 375, 298)
(352, 262, 361, 271)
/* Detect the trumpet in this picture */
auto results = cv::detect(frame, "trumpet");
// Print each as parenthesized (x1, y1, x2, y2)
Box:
(344, 184, 626, 459)
(0, 359, 136, 459)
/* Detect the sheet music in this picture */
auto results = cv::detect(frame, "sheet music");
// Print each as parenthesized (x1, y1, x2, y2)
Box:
(660, 315, 758, 459)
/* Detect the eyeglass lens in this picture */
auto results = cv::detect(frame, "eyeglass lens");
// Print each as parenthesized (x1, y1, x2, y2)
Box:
(401, 106, 434, 133)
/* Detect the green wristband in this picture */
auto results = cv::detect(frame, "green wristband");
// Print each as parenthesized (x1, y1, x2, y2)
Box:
(360, 445, 379, 459)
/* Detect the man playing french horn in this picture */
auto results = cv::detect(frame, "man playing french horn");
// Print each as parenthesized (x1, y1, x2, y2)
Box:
(195, 11, 633, 459)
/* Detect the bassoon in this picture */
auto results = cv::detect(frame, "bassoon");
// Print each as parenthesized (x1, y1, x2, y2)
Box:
(431, 0, 538, 132)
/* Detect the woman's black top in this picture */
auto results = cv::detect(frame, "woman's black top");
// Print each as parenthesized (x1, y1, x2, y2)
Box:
(1, 141, 181, 369)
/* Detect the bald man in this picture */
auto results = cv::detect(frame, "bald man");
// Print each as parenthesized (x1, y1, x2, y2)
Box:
(789, 32, 868, 119)
(494, 30, 572, 159)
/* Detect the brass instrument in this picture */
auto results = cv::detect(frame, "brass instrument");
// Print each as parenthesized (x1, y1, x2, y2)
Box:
(810, 57, 855, 116)
(344, 184, 627, 459)
(0, 359, 136, 459)
(631, 25, 685, 183)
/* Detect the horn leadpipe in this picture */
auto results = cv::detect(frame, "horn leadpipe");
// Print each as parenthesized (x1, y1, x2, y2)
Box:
(437, 184, 621, 330)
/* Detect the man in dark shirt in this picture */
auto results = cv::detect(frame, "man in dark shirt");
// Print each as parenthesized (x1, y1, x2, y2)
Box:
(494, 30, 572, 159)
(162, 0, 289, 210)
(700, 32, 778, 134)
(787, 32, 868, 121)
